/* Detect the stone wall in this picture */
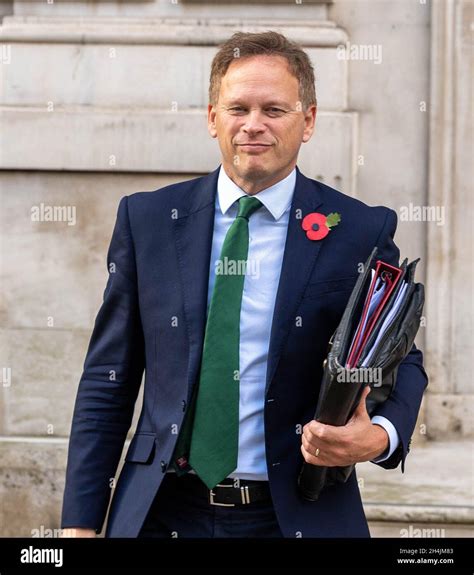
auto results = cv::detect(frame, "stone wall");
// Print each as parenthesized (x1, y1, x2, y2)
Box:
(0, 0, 472, 536)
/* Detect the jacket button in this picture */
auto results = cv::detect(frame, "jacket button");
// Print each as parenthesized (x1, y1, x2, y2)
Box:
(161, 460, 167, 472)
(182, 400, 186, 412)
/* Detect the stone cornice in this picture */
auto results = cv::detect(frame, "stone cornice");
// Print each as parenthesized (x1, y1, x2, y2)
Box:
(0, 15, 347, 46)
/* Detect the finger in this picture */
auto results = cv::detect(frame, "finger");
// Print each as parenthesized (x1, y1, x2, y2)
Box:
(300, 443, 344, 467)
(300, 443, 326, 466)
(303, 420, 319, 443)
(305, 420, 338, 445)
(303, 419, 333, 442)
(301, 433, 318, 454)
(304, 441, 356, 467)
(353, 384, 371, 417)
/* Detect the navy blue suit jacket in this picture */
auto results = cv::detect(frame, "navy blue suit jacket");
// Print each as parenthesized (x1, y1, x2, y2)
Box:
(61, 166, 428, 537)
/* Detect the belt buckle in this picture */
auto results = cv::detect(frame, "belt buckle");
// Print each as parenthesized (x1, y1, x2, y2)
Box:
(209, 483, 251, 506)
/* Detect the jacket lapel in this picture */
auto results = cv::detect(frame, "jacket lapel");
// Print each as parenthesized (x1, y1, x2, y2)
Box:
(265, 168, 324, 395)
(173, 167, 219, 403)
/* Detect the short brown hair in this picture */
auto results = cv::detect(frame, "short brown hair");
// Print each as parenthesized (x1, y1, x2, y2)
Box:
(209, 31, 317, 110)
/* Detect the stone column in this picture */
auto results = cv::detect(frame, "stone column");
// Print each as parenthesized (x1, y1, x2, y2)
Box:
(424, 0, 473, 438)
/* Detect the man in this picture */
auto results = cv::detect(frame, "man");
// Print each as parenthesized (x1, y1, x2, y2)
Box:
(61, 31, 428, 538)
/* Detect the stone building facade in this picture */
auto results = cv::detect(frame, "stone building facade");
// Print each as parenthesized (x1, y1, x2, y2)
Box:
(0, 0, 472, 536)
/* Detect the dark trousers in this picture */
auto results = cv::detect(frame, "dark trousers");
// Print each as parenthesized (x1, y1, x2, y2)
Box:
(138, 472, 284, 538)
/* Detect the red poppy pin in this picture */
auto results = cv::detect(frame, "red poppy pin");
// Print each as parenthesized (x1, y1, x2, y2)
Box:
(302, 212, 341, 240)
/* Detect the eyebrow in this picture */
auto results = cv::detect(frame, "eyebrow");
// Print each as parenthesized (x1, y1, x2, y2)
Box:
(224, 100, 291, 108)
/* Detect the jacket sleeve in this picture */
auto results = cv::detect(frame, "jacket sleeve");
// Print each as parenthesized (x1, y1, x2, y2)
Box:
(61, 196, 145, 533)
(369, 208, 429, 472)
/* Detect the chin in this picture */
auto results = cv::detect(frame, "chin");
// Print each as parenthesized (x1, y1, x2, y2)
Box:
(239, 160, 272, 180)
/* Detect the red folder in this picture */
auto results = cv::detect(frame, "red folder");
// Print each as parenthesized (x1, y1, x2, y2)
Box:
(346, 260, 402, 368)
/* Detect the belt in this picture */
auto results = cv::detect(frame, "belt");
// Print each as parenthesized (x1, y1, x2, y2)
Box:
(165, 472, 272, 507)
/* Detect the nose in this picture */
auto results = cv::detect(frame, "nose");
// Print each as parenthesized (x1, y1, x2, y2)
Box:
(242, 109, 266, 136)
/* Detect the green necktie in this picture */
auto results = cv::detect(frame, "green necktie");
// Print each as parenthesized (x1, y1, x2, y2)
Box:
(171, 195, 263, 489)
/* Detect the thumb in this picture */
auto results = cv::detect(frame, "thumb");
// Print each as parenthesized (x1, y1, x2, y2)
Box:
(354, 384, 371, 418)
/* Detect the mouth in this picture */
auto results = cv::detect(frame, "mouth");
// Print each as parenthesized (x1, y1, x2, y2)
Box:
(236, 143, 272, 153)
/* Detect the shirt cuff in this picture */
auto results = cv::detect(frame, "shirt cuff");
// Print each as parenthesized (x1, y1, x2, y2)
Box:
(370, 415, 400, 463)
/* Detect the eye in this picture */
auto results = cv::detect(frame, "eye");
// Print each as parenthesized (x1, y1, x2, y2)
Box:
(266, 107, 286, 116)
(228, 106, 247, 115)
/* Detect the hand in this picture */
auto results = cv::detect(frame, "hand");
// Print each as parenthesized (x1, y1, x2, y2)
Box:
(60, 528, 96, 538)
(301, 385, 389, 467)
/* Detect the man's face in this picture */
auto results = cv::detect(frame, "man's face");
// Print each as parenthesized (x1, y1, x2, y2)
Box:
(208, 55, 316, 193)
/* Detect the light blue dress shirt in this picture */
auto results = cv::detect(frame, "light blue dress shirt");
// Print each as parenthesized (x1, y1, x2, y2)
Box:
(175, 165, 399, 480)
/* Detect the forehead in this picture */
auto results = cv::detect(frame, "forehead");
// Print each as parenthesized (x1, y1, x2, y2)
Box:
(220, 55, 299, 96)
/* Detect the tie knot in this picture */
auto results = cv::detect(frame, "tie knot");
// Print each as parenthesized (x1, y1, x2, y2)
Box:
(237, 196, 263, 220)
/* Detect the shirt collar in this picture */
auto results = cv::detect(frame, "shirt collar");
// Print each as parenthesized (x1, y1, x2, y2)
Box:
(217, 164, 296, 221)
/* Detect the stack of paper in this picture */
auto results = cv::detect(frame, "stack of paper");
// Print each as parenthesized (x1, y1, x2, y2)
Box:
(346, 260, 405, 368)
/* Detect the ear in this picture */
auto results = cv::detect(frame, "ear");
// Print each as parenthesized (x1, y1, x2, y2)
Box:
(302, 104, 317, 143)
(208, 103, 218, 139)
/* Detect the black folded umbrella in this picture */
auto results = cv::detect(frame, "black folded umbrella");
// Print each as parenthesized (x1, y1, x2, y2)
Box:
(298, 246, 425, 501)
